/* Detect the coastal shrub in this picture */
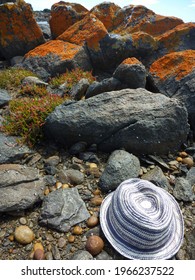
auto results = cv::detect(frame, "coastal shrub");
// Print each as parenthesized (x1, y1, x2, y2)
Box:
(0, 68, 37, 89)
(2, 94, 66, 146)
(18, 84, 49, 98)
(50, 68, 96, 90)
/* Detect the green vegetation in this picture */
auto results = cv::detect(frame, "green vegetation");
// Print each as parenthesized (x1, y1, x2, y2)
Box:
(18, 84, 49, 98)
(50, 68, 96, 90)
(0, 67, 95, 146)
(2, 94, 66, 146)
(0, 67, 37, 89)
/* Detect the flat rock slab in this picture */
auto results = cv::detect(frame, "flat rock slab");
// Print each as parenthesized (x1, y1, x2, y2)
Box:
(44, 88, 189, 155)
(0, 164, 44, 212)
(0, 133, 32, 164)
(39, 188, 90, 232)
(0, 164, 39, 188)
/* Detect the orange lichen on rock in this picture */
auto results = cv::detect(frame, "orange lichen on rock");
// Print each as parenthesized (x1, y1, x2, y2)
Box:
(0, 1, 44, 58)
(58, 13, 108, 51)
(132, 32, 158, 50)
(157, 23, 195, 52)
(112, 5, 183, 37)
(149, 50, 195, 81)
(122, 57, 142, 65)
(49, 1, 88, 38)
(25, 40, 82, 61)
(90, 2, 121, 31)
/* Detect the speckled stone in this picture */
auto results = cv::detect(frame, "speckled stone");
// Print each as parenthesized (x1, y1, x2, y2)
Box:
(14, 226, 35, 245)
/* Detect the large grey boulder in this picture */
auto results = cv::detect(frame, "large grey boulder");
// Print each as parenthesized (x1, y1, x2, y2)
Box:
(39, 188, 90, 232)
(99, 150, 140, 192)
(0, 164, 45, 212)
(44, 88, 189, 155)
(149, 50, 195, 135)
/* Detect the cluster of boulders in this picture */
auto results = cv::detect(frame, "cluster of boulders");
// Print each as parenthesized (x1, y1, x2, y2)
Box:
(0, 0, 194, 155)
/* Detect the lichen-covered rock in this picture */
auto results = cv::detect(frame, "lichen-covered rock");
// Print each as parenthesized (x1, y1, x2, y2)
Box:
(0, 0, 44, 59)
(49, 1, 88, 39)
(90, 2, 121, 31)
(113, 57, 146, 88)
(22, 40, 92, 80)
(157, 23, 195, 55)
(149, 50, 195, 133)
(44, 88, 189, 155)
(58, 13, 108, 51)
(113, 5, 183, 37)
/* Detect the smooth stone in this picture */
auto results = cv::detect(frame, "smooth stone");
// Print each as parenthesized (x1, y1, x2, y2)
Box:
(14, 226, 35, 245)
(58, 237, 66, 248)
(58, 169, 84, 185)
(85, 235, 104, 256)
(19, 217, 27, 225)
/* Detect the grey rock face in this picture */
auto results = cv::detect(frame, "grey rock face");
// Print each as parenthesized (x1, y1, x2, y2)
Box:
(44, 88, 189, 155)
(39, 188, 90, 232)
(0, 89, 11, 107)
(0, 133, 33, 164)
(71, 78, 90, 100)
(85, 78, 122, 99)
(0, 164, 44, 212)
(99, 150, 140, 192)
(141, 166, 170, 191)
(173, 177, 195, 202)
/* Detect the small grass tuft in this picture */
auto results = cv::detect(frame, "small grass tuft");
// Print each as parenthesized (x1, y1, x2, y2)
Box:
(50, 68, 96, 90)
(0, 68, 37, 89)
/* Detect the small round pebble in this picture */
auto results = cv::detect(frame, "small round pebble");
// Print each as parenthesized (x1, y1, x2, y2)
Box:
(86, 216, 99, 228)
(19, 217, 27, 225)
(85, 235, 104, 256)
(45, 251, 53, 260)
(68, 235, 75, 243)
(179, 151, 188, 158)
(73, 226, 83, 235)
(58, 237, 66, 248)
(90, 196, 103, 206)
(14, 226, 35, 245)
(34, 242, 44, 252)
(182, 157, 194, 168)
(34, 249, 45, 260)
